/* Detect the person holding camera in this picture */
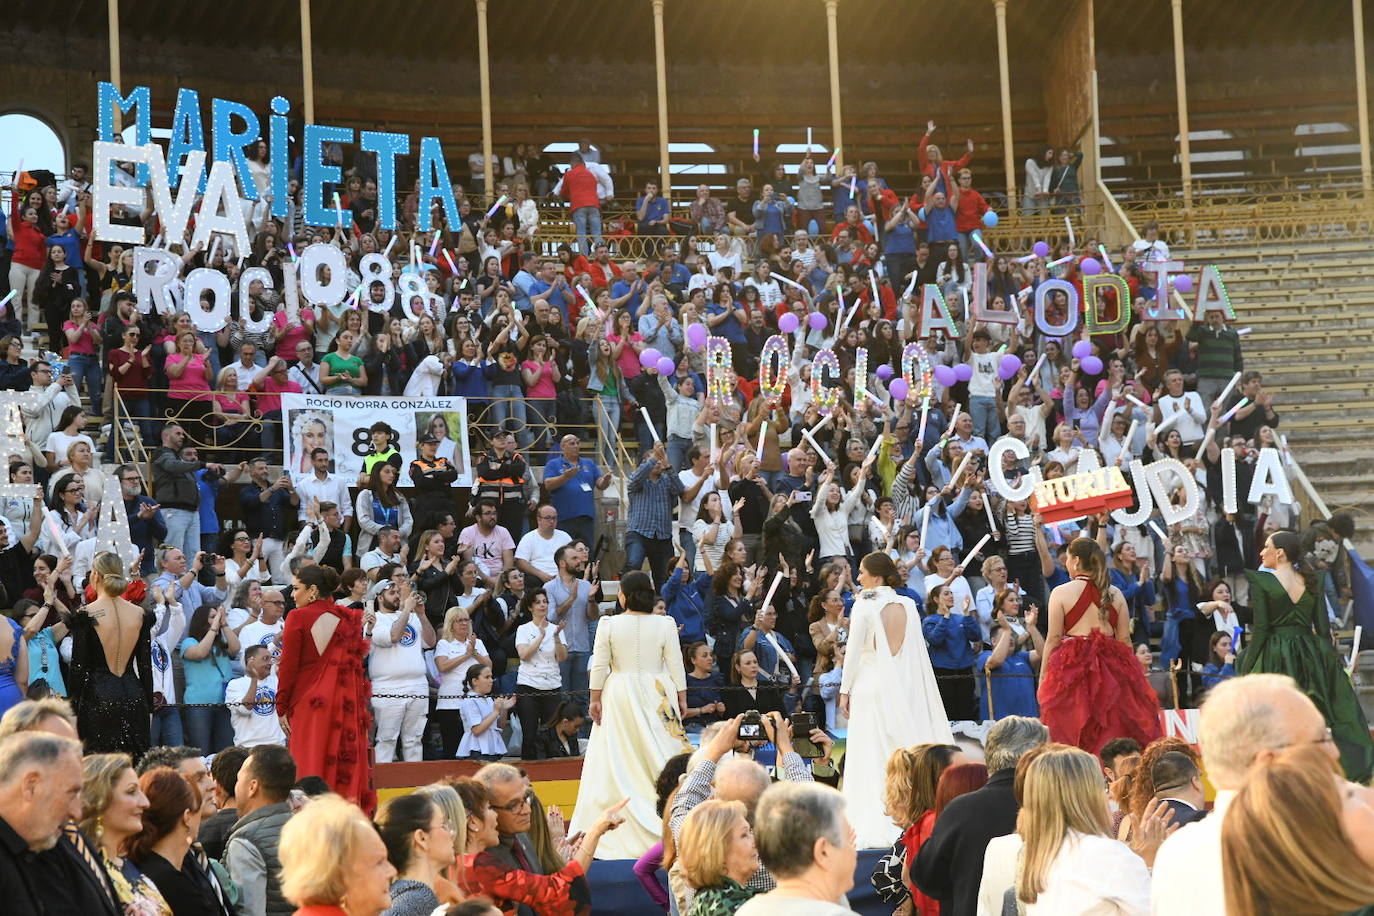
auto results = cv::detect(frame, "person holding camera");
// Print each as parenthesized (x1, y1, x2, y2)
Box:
(668, 711, 832, 910)
(569, 569, 691, 860)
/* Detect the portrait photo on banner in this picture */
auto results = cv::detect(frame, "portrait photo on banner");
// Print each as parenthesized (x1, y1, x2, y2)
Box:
(287, 407, 336, 477)
(415, 410, 471, 478)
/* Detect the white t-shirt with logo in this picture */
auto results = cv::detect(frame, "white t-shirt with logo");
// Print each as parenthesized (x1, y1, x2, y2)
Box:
(968, 349, 1000, 398)
(151, 602, 187, 704)
(238, 619, 284, 668)
(435, 637, 489, 709)
(225, 673, 287, 747)
(369, 610, 430, 693)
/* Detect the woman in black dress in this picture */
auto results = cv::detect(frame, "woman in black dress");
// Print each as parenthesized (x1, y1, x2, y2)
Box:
(67, 551, 154, 755)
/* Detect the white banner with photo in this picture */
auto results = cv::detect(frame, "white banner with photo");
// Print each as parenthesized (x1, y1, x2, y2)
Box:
(280, 393, 474, 489)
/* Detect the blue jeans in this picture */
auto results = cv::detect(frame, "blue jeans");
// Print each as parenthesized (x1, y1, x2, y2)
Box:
(667, 435, 691, 473)
(67, 352, 102, 410)
(969, 395, 1000, 442)
(595, 395, 620, 469)
(261, 410, 282, 453)
(150, 705, 183, 746)
(678, 527, 697, 572)
(163, 508, 200, 565)
(488, 385, 530, 450)
(181, 704, 233, 754)
(560, 650, 590, 718)
(572, 206, 603, 254)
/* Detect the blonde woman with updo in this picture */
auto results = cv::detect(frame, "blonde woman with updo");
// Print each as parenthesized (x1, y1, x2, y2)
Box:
(68, 551, 155, 756)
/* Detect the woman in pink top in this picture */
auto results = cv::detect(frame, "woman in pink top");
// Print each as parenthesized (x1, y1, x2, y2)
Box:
(210, 365, 257, 460)
(63, 298, 104, 407)
(272, 304, 316, 357)
(165, 330, 213, 441)
(607, 308, 644, 379)
(251, 357, 303, 453)
(520, 335, 562, 463)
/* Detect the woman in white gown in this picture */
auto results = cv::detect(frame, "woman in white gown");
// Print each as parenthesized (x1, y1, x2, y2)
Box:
(570, 570, 692, 859)
(840, 551, 955, 848)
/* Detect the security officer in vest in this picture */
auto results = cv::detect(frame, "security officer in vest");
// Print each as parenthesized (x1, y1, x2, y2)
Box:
(409, 432, 459, 515)
(474, 429, 534, 540)
(357, 421, 403, 487)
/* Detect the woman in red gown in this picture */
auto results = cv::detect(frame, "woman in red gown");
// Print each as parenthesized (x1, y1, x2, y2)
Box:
(276, 565, 376, 814)
(1037, 538, 1161, 755)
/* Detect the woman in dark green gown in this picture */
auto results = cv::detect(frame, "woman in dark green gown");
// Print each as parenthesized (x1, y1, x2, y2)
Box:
(1236, 531, 1374, 783)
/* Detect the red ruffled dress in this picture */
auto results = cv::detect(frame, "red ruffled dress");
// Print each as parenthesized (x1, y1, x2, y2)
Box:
(276, 599, 375, 814)
(1037, 577, 1162, 756)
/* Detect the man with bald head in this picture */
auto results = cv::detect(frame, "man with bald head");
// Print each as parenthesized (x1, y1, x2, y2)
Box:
(670, 712, 832, 909)
(1151, 674, 1343, 915)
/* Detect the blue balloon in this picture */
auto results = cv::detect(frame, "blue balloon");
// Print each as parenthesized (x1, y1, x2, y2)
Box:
(917, 208, 926, 221)
(982, 210, 999, 228)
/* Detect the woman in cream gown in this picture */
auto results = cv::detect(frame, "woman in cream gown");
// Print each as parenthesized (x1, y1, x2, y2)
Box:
(569, 570, 692, 859)
(841, 551, 955, 848)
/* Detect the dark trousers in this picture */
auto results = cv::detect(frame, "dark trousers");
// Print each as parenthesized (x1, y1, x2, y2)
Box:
(433, 708, 465, 760)
(557, 516, 596, 550)
(1006, 552, 1047, 613)
(933, 666, 978, 722)
(515, 684, 562, 759)
(624, 531, 675, 591)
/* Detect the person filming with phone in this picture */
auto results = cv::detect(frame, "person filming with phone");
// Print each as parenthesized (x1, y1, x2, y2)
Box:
(668, 711, 833, 910)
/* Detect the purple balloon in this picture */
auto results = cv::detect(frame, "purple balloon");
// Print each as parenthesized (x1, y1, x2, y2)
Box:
(1033, 240, 1050, 258)
(640, 348, 662, 369)
(1080, 257, 1102, 276)
(875, 364, 894, 381)
(808, 312, 829, 331)
(1071, 340, 1093, 360)
(953, 363, 973, 383)
(889, 378, 909, 401)
(998, 354, 1022, 379)
(933, 365, 957, 387)
(1173, 274, 1194, 293)
(656, 356, 676, 375)
(778, 311, 800, 334)
(686, 323, 708, 350)
(1080, 355, 1104, 375)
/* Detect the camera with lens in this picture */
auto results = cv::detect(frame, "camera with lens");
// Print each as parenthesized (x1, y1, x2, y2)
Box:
(737, 709, 764, 741)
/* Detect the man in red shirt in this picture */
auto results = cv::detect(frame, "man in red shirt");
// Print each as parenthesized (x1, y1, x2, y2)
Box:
(953, 169, 991, 265)
(587, 244, 622, 289)
(830, 204, 875, 248)
(557, 152, 602, 254)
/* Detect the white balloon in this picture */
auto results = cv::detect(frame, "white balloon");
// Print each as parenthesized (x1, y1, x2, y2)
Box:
(183, 267, 232, 332)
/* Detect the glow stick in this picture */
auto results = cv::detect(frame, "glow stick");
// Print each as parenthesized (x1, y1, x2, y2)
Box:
(760, 571, 785, 612)
(442, 249, 458, 273)
(973, 234, 994, 259)
(1029, 352, 1047, 381)
(41, 507, 69, 557)
(983, 487, 997, 532)
(903, 269, 919, 299)
(0, 291, 14, 309)
(938, 407, 960, 447)
(1148, 520, 1168, 543)
(384, 235, 398, 257)
(1236, 327, 1252, 336)
(287, 242, 297, 262)
(864, 388, 886, 409)
(1193, 428, 1216, 461)
(1047, 254, 1074, 268)
(950, 452, 973, 487)
(869, 270, 881, 307)
(825, 148, 839, 170)
(1153, 409, 1183, 435)
(1120, 419, 1139, 458)
(577, 284, 600, 317)
(1219, 397, 1249, 424)
(485, 195, 508, 219)
(709, 424, 718, 460)
(807, 127, 813, 147)
(640, 407, 660, 443)
(776, 274, 808, 293)
(348, 283, 364, 309)
(916, 397, 931, 443)
(1014, 253, 1035, 263)
(807, 412, 834, 442)
(920, 502, 930, 548)
(1349, 626, 1363, 675)
(429, 231, 441, 257)
(865, 436, 884, 464)
(958, 534, 992, 571)
(207, 237, 221, 266)
(753, 129, 759, 158)
(1213, 371, 1242, 408)
(333, 192, 343, 227)
(1065, 215, 1075, 247)
(1125, 393, 1149, 412)
(801, 429, 835, 466)
(756, 421, 768, 461)
(849, 177, 857, 199)
(1097, 244, 1114, 271)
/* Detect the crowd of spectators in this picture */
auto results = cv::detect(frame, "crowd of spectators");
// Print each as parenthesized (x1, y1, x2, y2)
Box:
(0, 122, 1367, 915)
